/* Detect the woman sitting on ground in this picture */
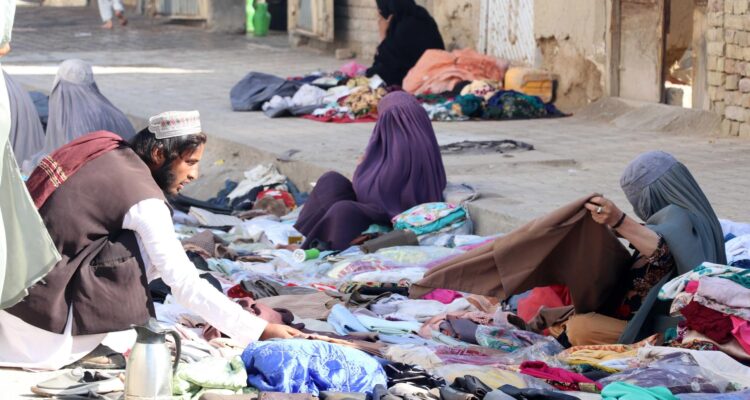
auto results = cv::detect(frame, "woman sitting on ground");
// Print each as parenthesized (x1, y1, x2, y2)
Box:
(366, 0, 445, 87)
(563, 151, 726, 345)
(412, 151, 726, 346)
(294, 91, 446, 251)
(32, 59, 135, 165)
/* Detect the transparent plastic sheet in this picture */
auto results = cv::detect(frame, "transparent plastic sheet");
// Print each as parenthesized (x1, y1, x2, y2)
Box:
(599, 351, 732, 394)
(433, 338, 565, 369)
(325, 246, 463, 280)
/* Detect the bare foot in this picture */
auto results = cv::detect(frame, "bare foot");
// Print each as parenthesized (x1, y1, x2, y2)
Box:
(115, 11, 128, 26)
(101, 20, 113, 30)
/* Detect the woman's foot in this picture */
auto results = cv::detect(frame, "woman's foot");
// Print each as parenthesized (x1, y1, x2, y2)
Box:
(101, 19, 113, 30)
(115, 11, 128, 26)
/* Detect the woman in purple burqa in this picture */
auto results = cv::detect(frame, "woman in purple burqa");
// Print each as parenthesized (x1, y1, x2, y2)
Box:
(295, 91, 446, 251)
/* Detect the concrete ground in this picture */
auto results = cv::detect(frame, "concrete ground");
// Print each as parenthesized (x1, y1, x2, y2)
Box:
(2, 4, 750, 397)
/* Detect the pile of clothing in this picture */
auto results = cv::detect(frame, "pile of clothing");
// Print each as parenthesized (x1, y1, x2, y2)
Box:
(230, 51, 565, 124)
(36, 162, 750, 399)
(230, 66, 388, 123)
(658, 262, 750, 361)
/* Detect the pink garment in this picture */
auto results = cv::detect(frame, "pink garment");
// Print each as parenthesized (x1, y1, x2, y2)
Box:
(402, 49, 509, 95)
(697, 276, 750, 308)
(685, 280, 700, 294)
(520, 361, 602, 391)
(423, 289, 463, 304)
(339, 61, 368, 78)
(731, 316, 750, 354)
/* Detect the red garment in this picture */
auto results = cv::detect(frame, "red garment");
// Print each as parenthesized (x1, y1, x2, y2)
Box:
(227, 284, 254, 299)
(302, 114, 377, 123)
(256, 188, 296, 209)
(26, 131, 124, 209)
(517, 285, 572, 323)
(680, 301, 734, 344)
(520, 361, 602, 391)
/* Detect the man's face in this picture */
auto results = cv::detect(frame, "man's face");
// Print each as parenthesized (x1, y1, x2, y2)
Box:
(154, 143, 205, 195)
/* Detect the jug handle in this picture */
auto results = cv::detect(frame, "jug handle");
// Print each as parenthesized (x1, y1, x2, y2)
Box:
(167, 329, 182, 375)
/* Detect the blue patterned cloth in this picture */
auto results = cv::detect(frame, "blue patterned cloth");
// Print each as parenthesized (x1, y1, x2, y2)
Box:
(241, 339, 387, 395)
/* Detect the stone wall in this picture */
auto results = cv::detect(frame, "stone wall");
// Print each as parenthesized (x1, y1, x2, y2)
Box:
(707, 0, 750, 136)
(534, 0, 608, 112)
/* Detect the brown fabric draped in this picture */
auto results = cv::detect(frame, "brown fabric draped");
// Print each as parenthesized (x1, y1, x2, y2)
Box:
(410, 194, 632, 315)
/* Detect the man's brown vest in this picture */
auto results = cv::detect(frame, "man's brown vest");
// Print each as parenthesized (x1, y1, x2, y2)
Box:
(7, 147, 166, 335)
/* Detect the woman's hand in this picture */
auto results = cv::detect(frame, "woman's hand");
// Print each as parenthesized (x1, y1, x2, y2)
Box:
(377, 13, 393, 41)
(259, 323, 303, 340)
(585, 196, 624, 227)
(586, 195, 660, 256)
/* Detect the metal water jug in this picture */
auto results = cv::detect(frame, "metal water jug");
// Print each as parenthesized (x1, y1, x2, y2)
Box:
(124, 318, 182, 400)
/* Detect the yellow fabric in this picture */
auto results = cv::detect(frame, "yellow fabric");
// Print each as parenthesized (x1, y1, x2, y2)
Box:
(434, 364, 529, 389)
(564, 312, 628, 346)
(504, 67, 556, 103)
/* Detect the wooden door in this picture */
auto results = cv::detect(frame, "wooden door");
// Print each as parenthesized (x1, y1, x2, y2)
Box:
(615, 0, 668, 102)
(288, 0, 334, 42)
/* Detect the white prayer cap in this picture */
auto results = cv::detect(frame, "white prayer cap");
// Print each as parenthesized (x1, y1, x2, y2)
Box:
(148, 110, 202, 140)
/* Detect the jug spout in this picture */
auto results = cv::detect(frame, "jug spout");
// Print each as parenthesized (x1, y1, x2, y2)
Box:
(132, 318, 168, 344)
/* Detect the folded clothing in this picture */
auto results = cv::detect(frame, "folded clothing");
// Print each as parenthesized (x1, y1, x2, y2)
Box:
(241, 339, 387, 395)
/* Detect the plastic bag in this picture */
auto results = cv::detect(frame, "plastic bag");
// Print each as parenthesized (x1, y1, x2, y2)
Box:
(599, 352, 731, 394)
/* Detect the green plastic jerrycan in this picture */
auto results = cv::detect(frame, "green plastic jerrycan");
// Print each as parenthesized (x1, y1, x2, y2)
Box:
(253, 2, 271, 37)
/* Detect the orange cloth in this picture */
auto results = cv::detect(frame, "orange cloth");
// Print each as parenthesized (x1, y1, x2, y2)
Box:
(402, 49, 509, 95)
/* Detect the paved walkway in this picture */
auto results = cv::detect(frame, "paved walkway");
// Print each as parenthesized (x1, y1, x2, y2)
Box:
(6, 5, 750, 233)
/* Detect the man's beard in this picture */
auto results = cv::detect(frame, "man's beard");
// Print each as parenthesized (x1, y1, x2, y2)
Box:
(152, 161, 178, 195)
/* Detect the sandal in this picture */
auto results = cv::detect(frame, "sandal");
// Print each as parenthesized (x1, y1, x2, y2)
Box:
(64, 344, 126, 370)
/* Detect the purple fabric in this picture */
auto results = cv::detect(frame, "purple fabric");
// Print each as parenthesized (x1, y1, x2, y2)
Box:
(295, 171, 388, 251)
(353, 92, 446, 217)
(295, 92, 446, 251)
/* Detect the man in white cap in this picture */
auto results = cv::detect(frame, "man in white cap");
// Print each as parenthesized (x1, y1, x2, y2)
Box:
(0, 111, 302, 370)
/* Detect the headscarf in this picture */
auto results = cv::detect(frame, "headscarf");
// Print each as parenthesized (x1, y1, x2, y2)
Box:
(620, 151, 726, 272)
(353, 91, 446, 217)
(367, 0, 445, 86)
(39, 59, 134, 161)
(26, 131, 124, 209)
(3, 70, 45, 169)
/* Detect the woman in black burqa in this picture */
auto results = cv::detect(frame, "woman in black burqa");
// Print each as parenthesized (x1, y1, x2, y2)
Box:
(366, 0, 445, 86)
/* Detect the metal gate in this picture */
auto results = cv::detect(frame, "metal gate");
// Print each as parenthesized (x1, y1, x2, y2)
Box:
(155, 0, 208, 19)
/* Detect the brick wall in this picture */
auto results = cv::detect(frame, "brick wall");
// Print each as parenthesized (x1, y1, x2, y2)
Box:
(334, 0, 380, 61)
(707, 0, 750, 136)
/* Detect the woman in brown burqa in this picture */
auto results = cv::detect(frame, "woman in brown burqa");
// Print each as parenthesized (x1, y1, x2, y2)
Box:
(411, 151, 726, 345)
